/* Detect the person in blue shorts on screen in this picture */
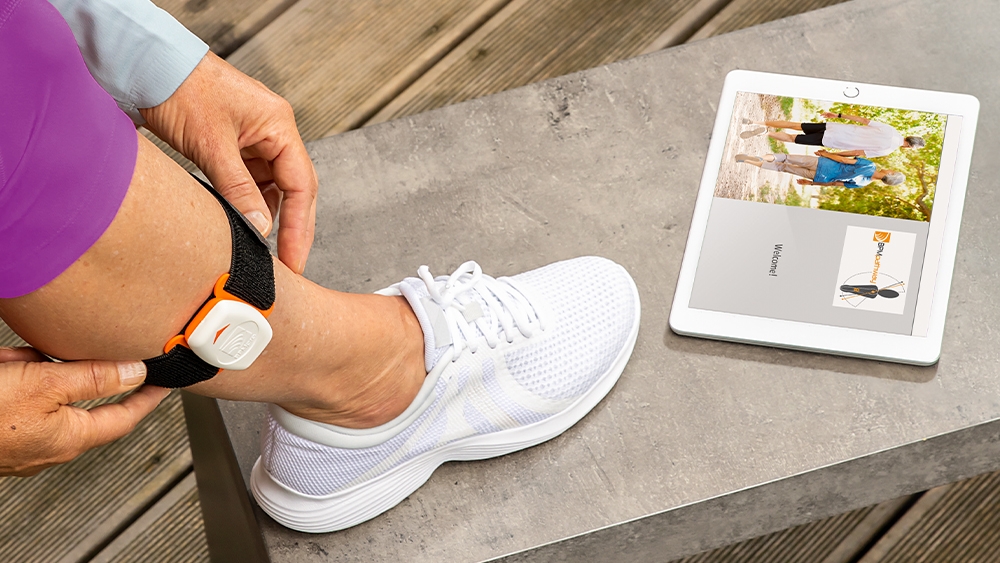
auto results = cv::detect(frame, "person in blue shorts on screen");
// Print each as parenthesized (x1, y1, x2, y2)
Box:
(735, 150, 905, 188)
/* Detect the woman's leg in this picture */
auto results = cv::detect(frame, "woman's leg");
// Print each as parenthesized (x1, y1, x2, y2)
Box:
(0, 133, 426, 429)
(768, 131, 798, 143)
(761, 154, 817, 179)
(756, 120, 803, 130)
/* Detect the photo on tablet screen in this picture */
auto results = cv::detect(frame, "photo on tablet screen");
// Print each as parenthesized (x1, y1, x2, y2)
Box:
(689, 89, 961, 338)
(715, 92, 946, 222)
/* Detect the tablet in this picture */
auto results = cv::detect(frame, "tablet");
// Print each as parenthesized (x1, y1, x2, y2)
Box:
(669, 70, 979, 365)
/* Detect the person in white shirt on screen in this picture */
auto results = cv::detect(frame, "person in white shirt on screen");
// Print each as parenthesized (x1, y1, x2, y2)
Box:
(741, 112, 924, 158)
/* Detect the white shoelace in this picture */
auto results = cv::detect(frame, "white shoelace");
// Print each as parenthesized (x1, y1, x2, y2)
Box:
(417, 261, 545, 361)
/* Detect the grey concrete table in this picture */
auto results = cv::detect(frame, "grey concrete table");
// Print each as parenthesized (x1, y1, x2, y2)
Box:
(188, 0, 1000, 561)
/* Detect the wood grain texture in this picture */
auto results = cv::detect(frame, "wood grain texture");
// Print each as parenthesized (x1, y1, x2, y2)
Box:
(153, 0, 299, 57)
(856, 472, 1000, 563)
(92, 473, 210, 563)
(658, 494, 914, 563)
(640, 0, 734, 54)
(226, 0, 513, 141)
(664, 497, 907, 563)
(0, 393, 191, 563)
(686, 0, 850, 42)
(0, 320, 25, 348)
(368, 0, 707, 125)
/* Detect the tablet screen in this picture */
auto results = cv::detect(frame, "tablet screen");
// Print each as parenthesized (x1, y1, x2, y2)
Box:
(689, 92, 964, 337)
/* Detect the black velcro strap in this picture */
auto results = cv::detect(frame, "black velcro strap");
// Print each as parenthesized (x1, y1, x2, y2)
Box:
(194, 176, 275, 310)
(142, 175, 275, 388)
(144, 345, 220, 388)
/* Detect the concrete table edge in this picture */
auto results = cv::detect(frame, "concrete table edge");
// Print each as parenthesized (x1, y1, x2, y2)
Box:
(488, 418, 1000, 562)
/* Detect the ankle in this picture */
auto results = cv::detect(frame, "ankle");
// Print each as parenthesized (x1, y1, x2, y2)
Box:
(280, 295, 427, 428)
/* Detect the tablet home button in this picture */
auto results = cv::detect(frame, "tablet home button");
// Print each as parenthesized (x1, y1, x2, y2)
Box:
(843, 86, 860, 98)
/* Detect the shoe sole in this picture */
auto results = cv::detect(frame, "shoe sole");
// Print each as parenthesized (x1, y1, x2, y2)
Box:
(735, 154, 762, 164)
(739, 127, 766, 139)
(251, 270, 642, 533)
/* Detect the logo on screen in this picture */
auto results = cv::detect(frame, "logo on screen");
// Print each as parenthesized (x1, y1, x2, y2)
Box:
(833, 227, 916, 315)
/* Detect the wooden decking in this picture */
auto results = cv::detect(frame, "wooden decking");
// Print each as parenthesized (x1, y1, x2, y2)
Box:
(12, 0, 1000, 561)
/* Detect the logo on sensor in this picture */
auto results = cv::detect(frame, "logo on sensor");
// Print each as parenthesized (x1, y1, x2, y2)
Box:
(217, 322, 260, 362)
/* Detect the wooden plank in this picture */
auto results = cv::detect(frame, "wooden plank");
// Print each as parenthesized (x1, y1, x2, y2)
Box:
(856, 471, 1000, 562)
(686, 0, 850, 42)
(673, 507, 872, 563)
(818, 495, 917, 563)
(140, 0, 305, 173)
(368, 0, 708, 125)
(0, 320, 25, 348)
(854, 484, 952, 561)
(55, 450, 192, 563)
(153, 0, 300, 57)
(226, 0, 513, 141)
(664, 496, 915, 563)
(90, 472, 210, 563)
(0, 392, 191, 563)
(640, 0, 734, 54)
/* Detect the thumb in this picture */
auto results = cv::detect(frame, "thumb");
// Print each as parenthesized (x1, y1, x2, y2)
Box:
(41, 360, 170, 464)
(45, 360, 151, 405)
(199, 141, 273, 237)
(68, 385, 173, 452)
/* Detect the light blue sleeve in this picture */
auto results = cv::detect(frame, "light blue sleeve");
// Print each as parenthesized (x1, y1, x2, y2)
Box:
(47, 0, 209, 124)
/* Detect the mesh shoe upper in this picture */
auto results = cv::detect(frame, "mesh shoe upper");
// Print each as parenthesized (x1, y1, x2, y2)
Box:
(260, 256, 638, 497)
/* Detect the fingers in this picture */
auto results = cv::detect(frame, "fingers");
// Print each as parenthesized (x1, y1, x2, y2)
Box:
(0, 346, 47, 363)
(38, 360, 151, 405)
(219, 135, 317, 274)
(260, 183, 282, 220)
(242, 159, 283, 220)
(202, 143, 274, 238)
(0, 360, 167, 476)
(276, 184, 317, 275)
(141, 48, 315, 271)
(242, 156, 273, 185)
(252, 132, 317, 274)
(70, 385, 172, 451)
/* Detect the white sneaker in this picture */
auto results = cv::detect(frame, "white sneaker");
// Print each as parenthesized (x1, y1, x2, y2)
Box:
(251, 256, 641, 532)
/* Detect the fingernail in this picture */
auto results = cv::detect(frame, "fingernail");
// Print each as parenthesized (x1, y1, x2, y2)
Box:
(247, 211, 271, 236)
(118, 361, 147, 386)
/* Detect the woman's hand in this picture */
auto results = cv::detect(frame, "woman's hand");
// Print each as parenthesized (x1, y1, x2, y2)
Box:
(0, 347, 170, 477)
(140, 52, 318, 274)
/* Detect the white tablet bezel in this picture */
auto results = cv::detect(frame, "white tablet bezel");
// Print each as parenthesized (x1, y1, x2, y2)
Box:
(669, 70, 979, 365)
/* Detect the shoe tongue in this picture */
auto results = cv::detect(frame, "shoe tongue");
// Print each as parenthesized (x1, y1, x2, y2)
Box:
(397, 276, 491, 372)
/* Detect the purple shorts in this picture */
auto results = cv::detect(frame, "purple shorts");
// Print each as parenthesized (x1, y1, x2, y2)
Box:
(0, 0, 137, 298)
